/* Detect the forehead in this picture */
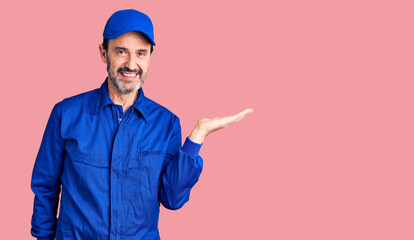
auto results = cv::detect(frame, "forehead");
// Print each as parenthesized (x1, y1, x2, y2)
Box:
(108, 31, 151, 49)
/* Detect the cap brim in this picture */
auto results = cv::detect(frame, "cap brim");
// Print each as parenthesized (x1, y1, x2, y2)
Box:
(105, 29, 155, 46)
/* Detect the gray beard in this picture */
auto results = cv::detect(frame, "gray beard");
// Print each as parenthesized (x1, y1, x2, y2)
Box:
(109, 74, 143, 94)
(107, 57, 146, 94)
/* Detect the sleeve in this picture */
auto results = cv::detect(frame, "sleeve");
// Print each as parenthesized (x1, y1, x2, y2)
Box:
(159, 116, 203, 210)
(30, 104, 65, 239)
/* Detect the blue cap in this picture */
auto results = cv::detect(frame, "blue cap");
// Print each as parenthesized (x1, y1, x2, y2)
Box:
(103, 9, 155, 46)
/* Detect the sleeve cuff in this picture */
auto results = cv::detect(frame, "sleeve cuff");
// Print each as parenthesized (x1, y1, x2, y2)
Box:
(182, 137, 202, 157)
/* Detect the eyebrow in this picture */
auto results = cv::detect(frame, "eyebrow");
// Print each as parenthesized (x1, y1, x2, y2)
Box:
(114, 47, 148, 53)
(114, 47, 128, 51)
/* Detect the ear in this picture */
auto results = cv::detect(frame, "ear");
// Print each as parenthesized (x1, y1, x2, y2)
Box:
(99, 44, 108, 64)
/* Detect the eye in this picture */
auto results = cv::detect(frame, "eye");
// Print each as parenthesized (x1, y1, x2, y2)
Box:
(138, 52, 145, 56)
(118, 50, 125, 54)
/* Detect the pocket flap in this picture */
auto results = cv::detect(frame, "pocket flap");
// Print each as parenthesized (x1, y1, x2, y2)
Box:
(141, 140, 168, 153)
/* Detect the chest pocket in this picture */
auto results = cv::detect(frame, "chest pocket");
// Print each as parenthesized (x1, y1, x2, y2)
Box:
(139, 141, 168, 192)
(65, 139, 110, 168)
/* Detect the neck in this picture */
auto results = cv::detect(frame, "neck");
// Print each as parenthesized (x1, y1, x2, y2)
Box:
(107, 80, 139, 113)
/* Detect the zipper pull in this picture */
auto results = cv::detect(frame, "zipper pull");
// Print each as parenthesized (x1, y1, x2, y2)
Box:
(118, 117, 122, 124)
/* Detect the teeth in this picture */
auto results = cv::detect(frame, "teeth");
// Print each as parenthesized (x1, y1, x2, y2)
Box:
(122, 73, 137, 77)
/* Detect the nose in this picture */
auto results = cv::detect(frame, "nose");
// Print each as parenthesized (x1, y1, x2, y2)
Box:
(126, 55, 139, 72)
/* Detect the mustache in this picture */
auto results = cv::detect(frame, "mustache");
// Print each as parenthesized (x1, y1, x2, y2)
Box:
(117, 67, 143, 75)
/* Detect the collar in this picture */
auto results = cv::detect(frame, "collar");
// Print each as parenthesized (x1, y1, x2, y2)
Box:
(94, 78, 149, 123)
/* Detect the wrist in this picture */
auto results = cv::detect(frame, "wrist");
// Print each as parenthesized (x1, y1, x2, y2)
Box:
(189, 126, 207, 144)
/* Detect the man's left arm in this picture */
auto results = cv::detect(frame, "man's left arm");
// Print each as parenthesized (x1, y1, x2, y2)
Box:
(159, 108, 253, 210)
(159, 116, 203, 210)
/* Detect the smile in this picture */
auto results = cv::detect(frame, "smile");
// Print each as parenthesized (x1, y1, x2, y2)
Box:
(120, 72, 138, 80)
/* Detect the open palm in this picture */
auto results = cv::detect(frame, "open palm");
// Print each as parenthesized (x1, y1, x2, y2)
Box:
(189, 108, 254, 143)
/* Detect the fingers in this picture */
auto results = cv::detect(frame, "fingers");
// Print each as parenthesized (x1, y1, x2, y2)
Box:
(195, 108, 254, 140)
(218, 108, 254, 127)
(241, 108, 254, 115)
(237, 108, 254, 119)
(230, 108, 254, 123)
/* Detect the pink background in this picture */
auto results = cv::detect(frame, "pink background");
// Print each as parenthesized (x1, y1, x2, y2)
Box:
(0, 0, 413, 239)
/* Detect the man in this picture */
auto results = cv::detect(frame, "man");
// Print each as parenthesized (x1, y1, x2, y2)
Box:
(31, 9, 252, 240)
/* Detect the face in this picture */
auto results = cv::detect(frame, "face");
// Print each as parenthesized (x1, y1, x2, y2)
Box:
(99, 31, 152, 94)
